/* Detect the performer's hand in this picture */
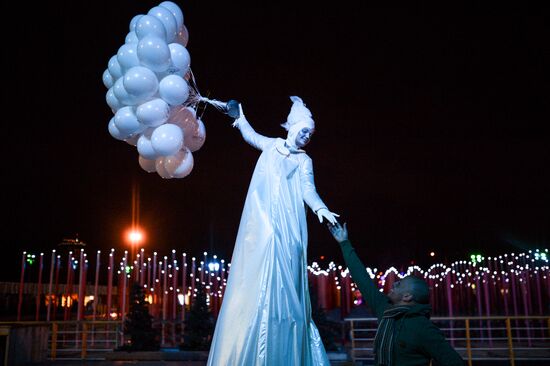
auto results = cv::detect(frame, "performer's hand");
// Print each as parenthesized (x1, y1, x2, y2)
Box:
(232, 104, 247, 128)
(327, 222, 348, 243)
(316, 208, 340, 225)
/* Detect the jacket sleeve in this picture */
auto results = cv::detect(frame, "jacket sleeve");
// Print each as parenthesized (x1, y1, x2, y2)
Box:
(299, 156, 328, 213)
(339, 240, 390, 319)
(234, 115, 273, 151)
(421, 322, 465, 366)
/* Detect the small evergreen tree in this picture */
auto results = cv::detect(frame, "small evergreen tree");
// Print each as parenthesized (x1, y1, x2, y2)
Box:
(123, 282, 159, 351)
(180, 282, 214, 350)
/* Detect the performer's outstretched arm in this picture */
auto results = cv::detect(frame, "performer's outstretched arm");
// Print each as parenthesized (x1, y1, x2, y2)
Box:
(232, 104, 273, 151)
(300, 157, 339, 224)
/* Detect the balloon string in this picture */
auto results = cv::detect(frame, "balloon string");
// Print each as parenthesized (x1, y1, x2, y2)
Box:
(184, 67, 228, 120)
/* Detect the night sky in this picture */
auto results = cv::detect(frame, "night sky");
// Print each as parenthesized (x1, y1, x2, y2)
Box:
(2, 2, 548, 280)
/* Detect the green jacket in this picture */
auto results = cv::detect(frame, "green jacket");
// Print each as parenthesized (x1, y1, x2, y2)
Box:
(339, 240, 464, 366)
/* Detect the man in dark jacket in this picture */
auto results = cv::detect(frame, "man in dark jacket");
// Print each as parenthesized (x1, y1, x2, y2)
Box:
(328, 222, 464, 366)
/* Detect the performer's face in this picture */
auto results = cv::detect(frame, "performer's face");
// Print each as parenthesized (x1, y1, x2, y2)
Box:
(295, 127, 314, 148)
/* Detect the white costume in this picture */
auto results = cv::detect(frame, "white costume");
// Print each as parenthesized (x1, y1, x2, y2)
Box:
(207, 97, 334, 365)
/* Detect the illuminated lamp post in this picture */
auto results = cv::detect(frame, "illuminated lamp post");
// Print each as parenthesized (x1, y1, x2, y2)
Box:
(126, 228, 144, 264)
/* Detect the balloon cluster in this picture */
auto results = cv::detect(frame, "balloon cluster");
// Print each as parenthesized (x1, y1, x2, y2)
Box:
(103, 2, 204, 179)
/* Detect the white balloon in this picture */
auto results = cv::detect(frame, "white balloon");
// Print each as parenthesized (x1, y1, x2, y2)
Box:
(159, 1, 184, 30)
(138, 155, 157, 173)
(108, 117, 127, 140)
(155, 157, 173, 178)
(168, 43, 190, 77)
(135, 14, 167, 41)
(114, 106, 145, 135)
(103, 69, 114, 88)
(129, 14, 144, 32)
(123, 66, 158, 100)
(186, 118, 206, 152)
(108, 55, 123, 79)
(151, 123, 183, 156)
(117, 43, 140, 71)
(125, 31, 139, 44)
(148, 6, 177, 43)
(113, 77, 138, 105)
(136, 98, 170, 127)
(106, 87, 124, 112)
(137, 130, 158, 159)
(159, 75, 189, 105)
(164, 147, 194, 178)
(137, 36, 171, 73)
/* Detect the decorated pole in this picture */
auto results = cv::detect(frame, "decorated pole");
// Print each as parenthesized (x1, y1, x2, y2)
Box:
(151, 252, 158, 318)
(191, 257, 196, 304)
(77, 250, 86, 321)
(17, 252, 26, 321)
(106, 249, 114, 320)
(445, 271, 455, 346)
(53, 254, 61, 321)
(202, 251, 207, 284)
(200, 262, 204, 284)
(35, 253, 44, 321)
(172, 259, 178, 320)
(181, 253, 187, 322)
(140, 248, 145, 286)
(162, 257, 168, 345)
(64, 252, 73, 321)
(172, 258, 178, 343)
(93, 251, 100, 320)
(121, 251, 128, 324)
(47, 250, 56, 321)
(163, 257, 168, 320)
(152, 252, 158, 293)
(147, 257, 151, 289)
(482, 272, 493, 346)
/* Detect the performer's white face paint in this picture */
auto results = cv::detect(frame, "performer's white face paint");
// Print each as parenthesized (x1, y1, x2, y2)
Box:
(286, 121, 314, 149)
(295, 127, 314, 148)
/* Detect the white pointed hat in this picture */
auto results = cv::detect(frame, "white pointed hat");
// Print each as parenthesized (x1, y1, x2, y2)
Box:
(281, 96, 314, 131)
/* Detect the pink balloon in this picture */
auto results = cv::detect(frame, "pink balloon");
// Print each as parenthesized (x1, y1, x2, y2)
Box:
(125, 133, 140, 146)
(164, 147, 194, 178)
(176, 24, 189, 47)
(168, 106, 198, 138)
(155, 157, 173, 179)
(138, 155, 156, 173)
(185, 118, 206, 152)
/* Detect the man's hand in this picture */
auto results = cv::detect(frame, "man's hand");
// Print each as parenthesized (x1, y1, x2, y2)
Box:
(327, 222, 348, 243)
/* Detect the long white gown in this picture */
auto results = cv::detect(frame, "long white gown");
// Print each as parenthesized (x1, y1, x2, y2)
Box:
(207, 118, 330, 365)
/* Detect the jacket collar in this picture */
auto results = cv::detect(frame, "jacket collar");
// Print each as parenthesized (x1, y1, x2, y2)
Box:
(275, 138, 305, 157)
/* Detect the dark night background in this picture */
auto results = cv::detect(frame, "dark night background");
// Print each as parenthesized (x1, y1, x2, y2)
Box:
(1, 2, 548, 281)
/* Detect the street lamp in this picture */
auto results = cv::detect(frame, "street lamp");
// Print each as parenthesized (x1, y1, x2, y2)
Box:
(126, 228, 144, 262)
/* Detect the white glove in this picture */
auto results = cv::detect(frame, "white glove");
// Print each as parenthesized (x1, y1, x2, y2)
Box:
(316, 208, 340, 225)
(232, 104, 247, 128)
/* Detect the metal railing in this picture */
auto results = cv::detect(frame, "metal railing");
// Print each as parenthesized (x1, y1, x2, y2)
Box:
(346, 315, 550, 366)
(48, 321, 122, 360)
(46, 320, 188, 360)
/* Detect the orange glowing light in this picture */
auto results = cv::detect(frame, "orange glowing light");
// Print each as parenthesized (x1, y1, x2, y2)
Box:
(129, 231, 143, 243)
(126, 228, 145, 245)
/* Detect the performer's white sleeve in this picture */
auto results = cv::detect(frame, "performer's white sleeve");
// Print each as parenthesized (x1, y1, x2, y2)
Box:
(300, 156, 328, 213)
(235, 116, 273, 151)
